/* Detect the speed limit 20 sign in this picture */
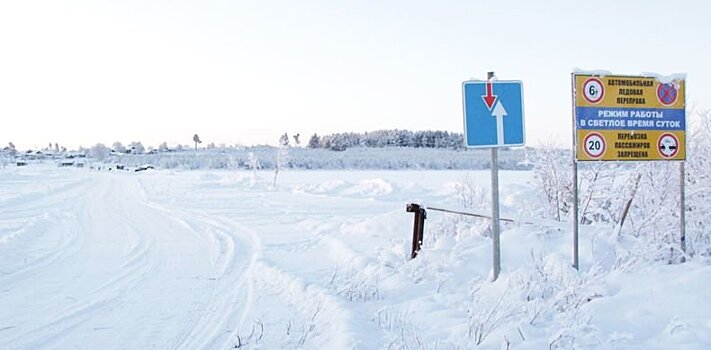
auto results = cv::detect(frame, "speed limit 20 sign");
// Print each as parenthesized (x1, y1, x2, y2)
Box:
(582, 132, 605, 159)
(572, 73, 686, 161)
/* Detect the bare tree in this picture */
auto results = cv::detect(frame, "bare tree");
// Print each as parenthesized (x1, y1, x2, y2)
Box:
(193, 134, 202, 150)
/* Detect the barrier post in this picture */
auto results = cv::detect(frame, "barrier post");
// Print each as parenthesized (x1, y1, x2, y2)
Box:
(406, 203, 427, 259)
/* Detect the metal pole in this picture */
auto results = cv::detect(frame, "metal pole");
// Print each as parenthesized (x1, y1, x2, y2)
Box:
(572, 161, 579, 270)
(486, 71, 501, 281)
(680, 161, 686, 262)
(491, 148, 501, 281)
(571, 73, 580, 270)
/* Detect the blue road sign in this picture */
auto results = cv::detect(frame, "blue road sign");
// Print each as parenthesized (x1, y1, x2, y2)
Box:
(462, 80, 525, 148)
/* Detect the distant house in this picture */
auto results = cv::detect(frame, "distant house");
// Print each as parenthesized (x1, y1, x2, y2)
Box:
(16, 161, 27, 166)
(134, 165, 154, 172)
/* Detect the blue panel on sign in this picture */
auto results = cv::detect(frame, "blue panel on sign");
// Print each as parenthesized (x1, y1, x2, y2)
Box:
(462, 80, 525, 148)
(575, 107, 685, 130)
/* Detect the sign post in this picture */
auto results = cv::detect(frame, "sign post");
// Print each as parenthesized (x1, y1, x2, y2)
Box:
(572, 72, 687, 267)
(462, 72, 525, 281)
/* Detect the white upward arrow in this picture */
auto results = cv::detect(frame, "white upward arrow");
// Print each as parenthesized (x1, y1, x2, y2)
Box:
(491, 100, 507, 145)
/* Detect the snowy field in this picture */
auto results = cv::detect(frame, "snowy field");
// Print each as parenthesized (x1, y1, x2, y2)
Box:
(1, 165, 710, 349)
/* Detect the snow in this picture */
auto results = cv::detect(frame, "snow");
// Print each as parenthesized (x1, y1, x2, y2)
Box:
(573, 67, 687, 83)
(640, 72, 688, 84)
(1, 165, 709, 349)
(572, 67, 613, 76)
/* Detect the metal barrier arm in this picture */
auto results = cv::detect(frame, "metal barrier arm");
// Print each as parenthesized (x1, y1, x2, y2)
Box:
(426, 206, 517, 223)
(406, 203, 534, 260)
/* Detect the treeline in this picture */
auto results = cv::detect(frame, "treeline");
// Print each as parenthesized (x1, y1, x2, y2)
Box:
(307, 130, 464, 151)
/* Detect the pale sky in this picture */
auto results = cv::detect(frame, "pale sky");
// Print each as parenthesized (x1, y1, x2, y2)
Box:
(1, 0, 708, 150)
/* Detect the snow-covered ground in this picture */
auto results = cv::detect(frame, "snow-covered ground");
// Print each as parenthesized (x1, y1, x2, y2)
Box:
(1, 166, 709, 349)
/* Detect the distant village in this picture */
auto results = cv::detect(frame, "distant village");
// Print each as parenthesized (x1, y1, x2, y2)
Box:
(1, 142, 167, 169)
(1, 130, 530, 171)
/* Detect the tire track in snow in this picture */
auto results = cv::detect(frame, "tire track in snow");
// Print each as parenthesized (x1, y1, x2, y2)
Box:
(0, 175, 90, 217)
(136, 175, 361, 349)
(0, 177, 95, 289)
(132, 178, 259, 349)
(1, 173, 233, 349)
(1, 176, 158, 348)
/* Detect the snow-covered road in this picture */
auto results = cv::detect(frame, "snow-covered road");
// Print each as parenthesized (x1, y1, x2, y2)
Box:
(2, 167, 710, 349)
(1, 168, 452, 349)
(1, 171, 260, 349)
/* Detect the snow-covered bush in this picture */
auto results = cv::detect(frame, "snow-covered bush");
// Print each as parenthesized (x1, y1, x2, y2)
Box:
(527, 110, 711, 263)
(528, 143, 574, 221)
(467, 278, 521, 345)
(428, 175, 491, 243)
(110, 146, 529, 171)
(328, 263, 381, 302)
(685, 109, 711, 257)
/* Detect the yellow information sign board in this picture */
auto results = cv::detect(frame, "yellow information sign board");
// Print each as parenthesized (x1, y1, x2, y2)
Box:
(572, 73, 686, 161)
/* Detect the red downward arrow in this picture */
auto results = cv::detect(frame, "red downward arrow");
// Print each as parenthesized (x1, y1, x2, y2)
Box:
(481, 81, 497, 110)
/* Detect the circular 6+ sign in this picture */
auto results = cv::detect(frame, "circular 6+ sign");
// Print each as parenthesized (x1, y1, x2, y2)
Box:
(582, 77, 605, 104)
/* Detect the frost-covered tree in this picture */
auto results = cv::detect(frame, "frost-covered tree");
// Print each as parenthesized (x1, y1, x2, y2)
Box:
(273, 133, 290, 188)
(7, 142, 17, 156)
(89, 143, 110, 161)
(158, 142, 169, 152)
(129, 141, 145, 154)
(279, 133, 289, 147)
(247, 151, 261, 180)
(304, 129, 465, 150)
(112, 141, 126, 153)
(685, 109, 711, 257)
(308, 134, 320, 148)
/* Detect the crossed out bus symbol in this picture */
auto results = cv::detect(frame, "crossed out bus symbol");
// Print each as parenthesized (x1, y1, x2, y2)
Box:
(657, 83, 678, 106)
